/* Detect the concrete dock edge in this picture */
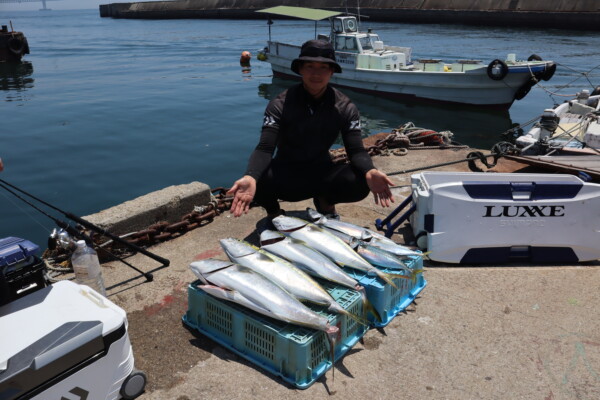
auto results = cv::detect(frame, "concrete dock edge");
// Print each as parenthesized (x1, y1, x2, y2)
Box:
(83, 181, 211, 235)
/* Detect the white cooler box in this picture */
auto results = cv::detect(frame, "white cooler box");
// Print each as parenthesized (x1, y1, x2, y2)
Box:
(0, 280, 146, 400)
(409, 172, 600, 263)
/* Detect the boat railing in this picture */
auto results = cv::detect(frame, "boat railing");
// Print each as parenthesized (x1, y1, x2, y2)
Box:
(268, 41, 300, 58)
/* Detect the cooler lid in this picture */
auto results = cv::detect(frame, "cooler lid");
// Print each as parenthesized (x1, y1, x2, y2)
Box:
(0, 281, 126, 370)
(0, 320, 106, 400)
(0, 237, 40, 267)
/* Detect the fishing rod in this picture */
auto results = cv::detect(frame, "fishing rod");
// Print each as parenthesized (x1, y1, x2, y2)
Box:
(0, 178, 169, 281)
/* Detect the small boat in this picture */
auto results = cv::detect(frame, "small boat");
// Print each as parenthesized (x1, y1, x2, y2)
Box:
(515, 88, 600, 155)
(256, 6, 556, 109)
(0, 24, 30, 63)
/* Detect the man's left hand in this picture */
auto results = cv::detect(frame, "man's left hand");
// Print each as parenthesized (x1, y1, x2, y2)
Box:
(366, 169, 394, 207)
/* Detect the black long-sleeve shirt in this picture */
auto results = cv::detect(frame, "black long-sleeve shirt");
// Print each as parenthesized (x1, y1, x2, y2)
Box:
(245, 84, 375, 180)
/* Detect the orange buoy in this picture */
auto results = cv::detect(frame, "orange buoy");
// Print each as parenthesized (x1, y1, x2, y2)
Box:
(240, 51, 251, 66)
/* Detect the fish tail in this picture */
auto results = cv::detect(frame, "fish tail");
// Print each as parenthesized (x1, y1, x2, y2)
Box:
(376, 270, 399, 289)
(325, 326, 338, 385)
(386, 272, 412, 281)
(330, 302, 369, 327)
(363, 297, 382, 323)
(410, 268, 424, 283)
(341, 308, 370, 327)
(356, 285, 381, 324)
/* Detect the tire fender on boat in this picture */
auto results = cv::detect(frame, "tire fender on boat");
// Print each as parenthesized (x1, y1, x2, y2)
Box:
(514, 77, 536, 101)
(487, 59, 508, 81)
(7, 37, 24, 56)
(22, 37, 30, 55)
(527, 54, 543, 61)
(540, 63, 556, 81)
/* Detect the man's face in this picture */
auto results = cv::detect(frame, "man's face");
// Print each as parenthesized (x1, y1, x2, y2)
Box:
(299, 61, 334, 96)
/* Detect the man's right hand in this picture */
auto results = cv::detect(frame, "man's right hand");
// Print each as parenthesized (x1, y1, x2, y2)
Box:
(227, 175, 257, 217)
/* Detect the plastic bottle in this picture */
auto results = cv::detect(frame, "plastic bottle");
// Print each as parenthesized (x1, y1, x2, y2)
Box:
(71, 240, 107, 296)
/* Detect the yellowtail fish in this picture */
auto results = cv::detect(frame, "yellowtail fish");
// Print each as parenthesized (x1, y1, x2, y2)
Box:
(219, 237, 363, 324)
(190, 258, 337, 333)
(272, 215, 400, 289)
(306, 208, 424, 258)
(259, 229, 380, 323)
(320, 225, 423, 282)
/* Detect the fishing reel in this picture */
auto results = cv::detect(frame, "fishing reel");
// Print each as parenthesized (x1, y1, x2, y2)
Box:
(48, 228, 76, 251)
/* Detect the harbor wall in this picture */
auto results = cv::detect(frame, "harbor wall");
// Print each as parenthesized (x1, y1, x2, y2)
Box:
(99, 0, 600, 30)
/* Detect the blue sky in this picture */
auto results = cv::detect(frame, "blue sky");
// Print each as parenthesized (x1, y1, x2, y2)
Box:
(1, 0, 114, 11)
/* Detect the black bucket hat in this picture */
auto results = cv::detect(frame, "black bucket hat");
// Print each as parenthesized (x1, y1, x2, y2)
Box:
(291, 39, 342, 75)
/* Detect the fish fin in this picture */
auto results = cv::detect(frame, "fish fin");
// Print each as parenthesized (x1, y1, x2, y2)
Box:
(197, 284, 236, 300)
(199, 285, 273, 315)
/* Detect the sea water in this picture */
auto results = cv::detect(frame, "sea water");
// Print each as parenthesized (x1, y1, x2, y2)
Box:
(1, 9, 599, 246)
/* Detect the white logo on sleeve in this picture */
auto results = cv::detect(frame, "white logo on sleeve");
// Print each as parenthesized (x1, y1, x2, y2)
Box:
(350, 119, 361, 130)
(263, 115, 277, 127)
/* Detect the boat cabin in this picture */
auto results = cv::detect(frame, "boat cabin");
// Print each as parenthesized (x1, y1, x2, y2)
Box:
(330, 16, 383, 53)
(328, 16, 409, 70)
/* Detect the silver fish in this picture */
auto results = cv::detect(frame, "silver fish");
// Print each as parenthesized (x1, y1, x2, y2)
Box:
(322, 227, 417, 281)
(259, 230, 359, 289)
(219, 238, 355, 319)
(189, 259, 335, 332)
(307, 208, 423, 258)
(354, 243, 423, 282)
(272, 215, 400, 288)
(260, 230, 381, 323)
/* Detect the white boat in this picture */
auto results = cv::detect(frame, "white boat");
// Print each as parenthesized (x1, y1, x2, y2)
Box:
(256, 6, 556, 109)
(516, 88, 600, 155)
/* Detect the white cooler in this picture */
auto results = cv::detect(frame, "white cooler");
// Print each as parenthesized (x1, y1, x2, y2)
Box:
(410, 172, 600, 263)
(0, 280, 146, 400)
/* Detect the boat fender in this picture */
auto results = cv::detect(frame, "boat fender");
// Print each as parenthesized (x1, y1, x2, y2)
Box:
(486, 59, 508, 81)
(540, 63, 556, 81)
(527, 54, 542, 61)
(514, 77, 536, 101)
(7, 37, 24, 56)
(22, 37, 30, 55)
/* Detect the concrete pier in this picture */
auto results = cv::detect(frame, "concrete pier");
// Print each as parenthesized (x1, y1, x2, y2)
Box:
(99, 0, 600, 30)
(76, 147, 600, 399)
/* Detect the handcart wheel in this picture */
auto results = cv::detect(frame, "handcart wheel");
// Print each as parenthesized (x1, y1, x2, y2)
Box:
(120, 369, 147, 399)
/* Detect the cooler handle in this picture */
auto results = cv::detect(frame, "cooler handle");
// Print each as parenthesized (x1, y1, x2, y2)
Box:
(463, 181, 582, 200)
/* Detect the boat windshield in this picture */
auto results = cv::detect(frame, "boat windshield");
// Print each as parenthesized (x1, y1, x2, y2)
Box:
(359, 34, 380, 51)
(335, 35, 359, 52)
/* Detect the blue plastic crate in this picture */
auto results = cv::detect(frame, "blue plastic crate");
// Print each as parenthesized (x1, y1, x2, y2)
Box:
(344, 254, 427, 328)
(183, 279, 367, 389)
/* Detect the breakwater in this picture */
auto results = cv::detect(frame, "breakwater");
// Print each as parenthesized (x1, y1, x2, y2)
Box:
(99, 0, 600, 30)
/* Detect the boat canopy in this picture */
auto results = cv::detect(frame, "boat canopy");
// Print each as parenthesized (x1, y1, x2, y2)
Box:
(257, 6, 342, 21)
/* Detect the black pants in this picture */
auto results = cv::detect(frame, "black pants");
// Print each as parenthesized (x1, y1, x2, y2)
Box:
(253, 160, 371, 214)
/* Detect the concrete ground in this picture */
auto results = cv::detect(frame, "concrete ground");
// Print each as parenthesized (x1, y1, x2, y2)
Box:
(96, 148, 600, 400)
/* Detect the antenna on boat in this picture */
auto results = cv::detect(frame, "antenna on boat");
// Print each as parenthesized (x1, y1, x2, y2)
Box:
(357, 0, 361, 27)
(267, 17, 273, 43)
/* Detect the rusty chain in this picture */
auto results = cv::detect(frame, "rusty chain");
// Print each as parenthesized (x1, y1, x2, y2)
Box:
(330, 123, 467, 164)
(96, 187, 233, 256)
